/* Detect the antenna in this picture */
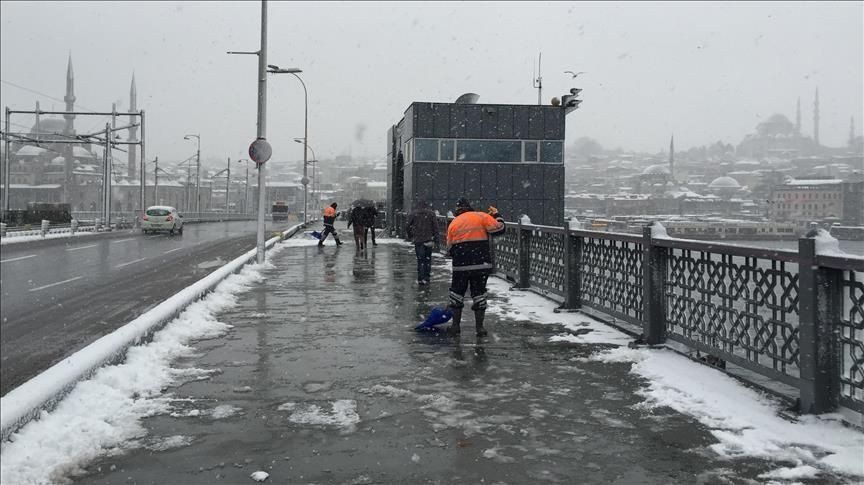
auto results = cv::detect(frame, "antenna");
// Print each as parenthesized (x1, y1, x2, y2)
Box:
(532, 52, 543, 105)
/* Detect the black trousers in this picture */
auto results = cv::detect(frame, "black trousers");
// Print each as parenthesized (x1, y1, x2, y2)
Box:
(319, 224, 341, 243)
(449, 270, 489, 310)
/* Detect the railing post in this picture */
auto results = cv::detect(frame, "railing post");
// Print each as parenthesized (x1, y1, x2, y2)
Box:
(798, 236, 841, 413)
(559, 229, 582, 310)
(515, 219, 531, 289)
(0, 222, 6, 238)
(641, 225, 666, 344)
(40, 219, 49, 237)
(70, 219, 78, 234)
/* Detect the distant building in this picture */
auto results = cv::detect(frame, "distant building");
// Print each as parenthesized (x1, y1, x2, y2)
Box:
(387, 99, 567, 225)
(768, 178, 860, 223)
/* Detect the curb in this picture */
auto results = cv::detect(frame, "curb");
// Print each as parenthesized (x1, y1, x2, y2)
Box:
(0, 222, 306, 442)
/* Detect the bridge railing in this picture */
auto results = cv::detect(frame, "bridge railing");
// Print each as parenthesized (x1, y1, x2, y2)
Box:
(390, 211, 864, 415)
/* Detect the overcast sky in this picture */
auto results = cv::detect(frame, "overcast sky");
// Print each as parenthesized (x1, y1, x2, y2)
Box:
(1, 1, 861, 164)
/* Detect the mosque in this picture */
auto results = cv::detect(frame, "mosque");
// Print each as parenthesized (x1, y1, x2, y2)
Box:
(2, 54, 140, 211)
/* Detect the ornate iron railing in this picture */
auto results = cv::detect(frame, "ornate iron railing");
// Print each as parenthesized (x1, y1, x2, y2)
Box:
(388, 211, 864, 414)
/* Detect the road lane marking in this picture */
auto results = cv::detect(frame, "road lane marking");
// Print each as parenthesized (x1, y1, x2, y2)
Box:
(0, 254, 36, 264)
(66, 244, 98, 252)
(29, 276, 82, 292)
(115, 257, 147, 268)
(112, 238, 136, 244)
(165, 247, 184, 254)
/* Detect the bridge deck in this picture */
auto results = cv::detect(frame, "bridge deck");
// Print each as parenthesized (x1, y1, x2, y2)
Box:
(66, 230, 858, 484)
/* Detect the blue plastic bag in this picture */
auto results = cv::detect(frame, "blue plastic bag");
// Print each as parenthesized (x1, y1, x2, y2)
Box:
(311, 231, 322, 240)
(415, 307, 453, 331)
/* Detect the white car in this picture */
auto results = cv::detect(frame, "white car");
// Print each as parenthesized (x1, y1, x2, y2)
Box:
(141, 206, 184, 235)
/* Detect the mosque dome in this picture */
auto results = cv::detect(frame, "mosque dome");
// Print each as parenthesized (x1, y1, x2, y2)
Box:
(16, 145, 47, 156)
(641, 164, 671, 176)
(708, 176, 741, 189)
(30, 118, 67, 136)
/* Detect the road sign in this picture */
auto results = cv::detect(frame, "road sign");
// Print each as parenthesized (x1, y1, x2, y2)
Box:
(249, 138, 272, 165)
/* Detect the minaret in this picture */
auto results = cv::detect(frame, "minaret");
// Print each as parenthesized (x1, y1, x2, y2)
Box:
(850, 117, 856, 147)
(668, 135, 674, 179)
(62, 54, 76, 204)
(63, 53, 75, 136)
(813, 88, 820, 147)
(795, 97, 801, 133)
(127, 73, 138, 179)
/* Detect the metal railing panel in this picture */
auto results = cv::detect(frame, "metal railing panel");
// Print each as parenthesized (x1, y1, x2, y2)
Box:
(664, 247, 801, 378)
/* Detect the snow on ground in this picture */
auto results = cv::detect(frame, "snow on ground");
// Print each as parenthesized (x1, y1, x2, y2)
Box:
(0, 229, 102, 246)
(0, 241, 291, 485)
(277, 400, 360, 429)
(485, 278, 864, 480)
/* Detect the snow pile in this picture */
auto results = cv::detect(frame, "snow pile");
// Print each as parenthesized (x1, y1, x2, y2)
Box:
(277, 400, 360, 429)
(520, 215, 531, 225)
(650, 221, 669, 239)
(590, 346, 864, 478)
(0, 228, 301, 485)
(485, 278, 632, 346)
(568, 218, 584, 230)
(0, 228, 100, 246)
(812, 229, 847, 257)
(250, 470, 269, 482)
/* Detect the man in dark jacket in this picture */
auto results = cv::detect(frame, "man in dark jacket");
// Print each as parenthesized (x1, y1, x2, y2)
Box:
(406, 199, 439, 285)
(347, 205, 367, 250)
(362, 206, 378, 246)
(319, 202, 343, 247)
(446, 197, 505, 336)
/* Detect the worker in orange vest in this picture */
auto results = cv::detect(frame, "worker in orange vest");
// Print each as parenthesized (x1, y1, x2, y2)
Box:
(319, 202, 343, 247)
(446, 197, 505, 336)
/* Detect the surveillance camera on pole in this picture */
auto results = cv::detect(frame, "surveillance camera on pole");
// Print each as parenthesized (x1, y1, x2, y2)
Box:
(561, 88, 583, 115)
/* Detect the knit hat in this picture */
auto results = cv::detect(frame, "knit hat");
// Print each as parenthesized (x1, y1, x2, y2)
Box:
(456, 197, 472, 211)
(330, 202, 338, 208)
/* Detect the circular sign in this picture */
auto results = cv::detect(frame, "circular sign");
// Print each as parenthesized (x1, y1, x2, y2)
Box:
(301, 176, 310, 186)
(249, 138, 272, 165)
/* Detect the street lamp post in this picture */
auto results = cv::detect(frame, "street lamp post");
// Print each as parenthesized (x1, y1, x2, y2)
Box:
(237, 159, 251, 215)
(267, 65, 308, 223)
(184, 134, 201, 214)
(295, 140, 317, 217)
(212, 157, 231, 213)
(228, 0, 268, 263)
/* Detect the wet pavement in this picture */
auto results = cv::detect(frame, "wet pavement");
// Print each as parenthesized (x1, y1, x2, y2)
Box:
(75, 230, 845, 484)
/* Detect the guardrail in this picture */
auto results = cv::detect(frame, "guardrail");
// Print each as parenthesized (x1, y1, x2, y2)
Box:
(0, 221, 308, 442)
(390, 211, 864, 415)
(1, 212, 258, 240)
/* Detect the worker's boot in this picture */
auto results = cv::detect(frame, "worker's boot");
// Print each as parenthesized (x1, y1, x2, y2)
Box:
(475, 309, 487, 337)
(448, 307, 462, 335)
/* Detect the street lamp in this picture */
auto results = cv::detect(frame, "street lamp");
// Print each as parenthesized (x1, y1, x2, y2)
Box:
(268, 64, 309, 223)
(237, 158, 251, 215)
(212, 156, 231, 213)
(184, 134, 201, 214)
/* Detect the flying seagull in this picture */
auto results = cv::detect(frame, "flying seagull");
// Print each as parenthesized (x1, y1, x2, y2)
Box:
(564, 71, 586, 78)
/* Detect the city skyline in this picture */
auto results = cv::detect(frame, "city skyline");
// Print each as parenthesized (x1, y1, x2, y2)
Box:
(1, 1, 862, 163)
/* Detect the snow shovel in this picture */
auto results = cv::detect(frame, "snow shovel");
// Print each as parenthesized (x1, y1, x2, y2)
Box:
(415, 307, 453, 331)
(310, 230, 322, 240)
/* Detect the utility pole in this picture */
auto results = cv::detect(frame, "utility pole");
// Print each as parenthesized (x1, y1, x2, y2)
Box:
(195, 137, 201, 213)
(225, 157, 231, 213)
(255, 0, 269, 263)
(153, 157, 159, 204)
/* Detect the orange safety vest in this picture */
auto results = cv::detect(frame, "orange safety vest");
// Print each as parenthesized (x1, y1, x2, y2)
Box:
(323, 207, 336, 217)
(447, 211, 504, 248)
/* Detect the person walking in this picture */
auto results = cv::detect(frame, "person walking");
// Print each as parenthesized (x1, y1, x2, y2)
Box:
(319, 202, 343, 247)
(362, 205, 379, 246)
(446, 197, 505, 336)
(406, 199, 439, 285)
(347, 204, 367, 250)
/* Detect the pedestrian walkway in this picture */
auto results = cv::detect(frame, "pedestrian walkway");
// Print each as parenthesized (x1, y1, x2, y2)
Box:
(71, 231, 859, 484)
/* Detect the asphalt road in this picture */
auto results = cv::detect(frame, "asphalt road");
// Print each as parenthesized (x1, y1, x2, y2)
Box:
(0, 220, 281, 396)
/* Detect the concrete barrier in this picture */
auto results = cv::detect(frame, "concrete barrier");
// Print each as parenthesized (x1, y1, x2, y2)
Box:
(0, 222, 307, 442)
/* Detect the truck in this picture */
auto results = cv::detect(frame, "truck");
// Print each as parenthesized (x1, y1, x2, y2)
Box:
(271, 201, 290, 221)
